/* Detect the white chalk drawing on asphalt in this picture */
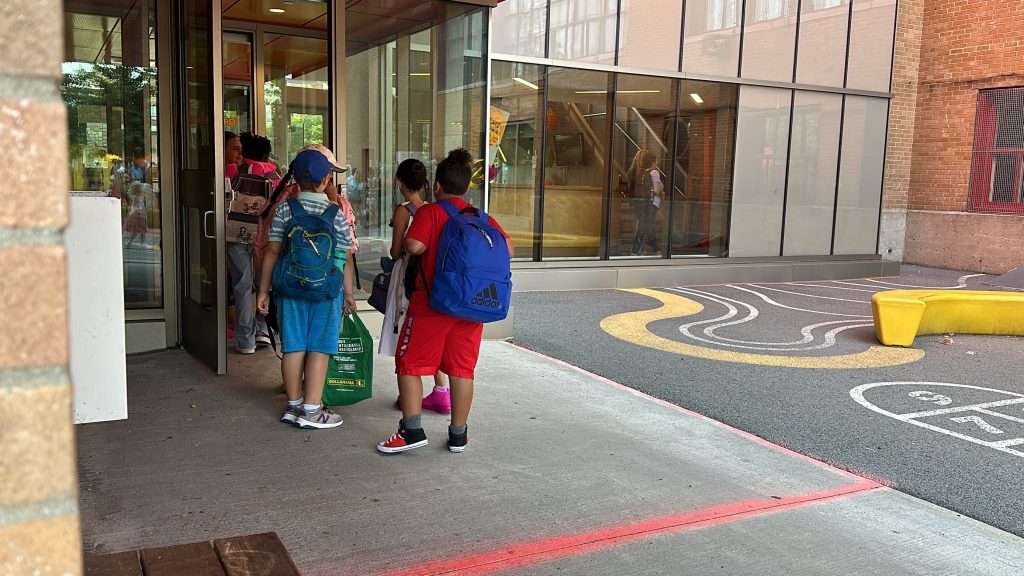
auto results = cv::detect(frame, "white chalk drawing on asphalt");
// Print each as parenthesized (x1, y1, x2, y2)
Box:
(665, 273, 988, 354)
(850, 382, 1024, 459)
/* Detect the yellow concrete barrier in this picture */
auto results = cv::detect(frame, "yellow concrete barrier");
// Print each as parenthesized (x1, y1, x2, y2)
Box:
(872, 289, 1024, 346)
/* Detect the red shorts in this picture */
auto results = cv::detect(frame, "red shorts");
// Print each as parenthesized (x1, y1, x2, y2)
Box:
(395, 302, 483, 379)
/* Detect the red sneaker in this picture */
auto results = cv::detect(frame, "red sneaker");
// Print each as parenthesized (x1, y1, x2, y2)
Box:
(422, 388, 451, 414)
(377, 421, 428, 454)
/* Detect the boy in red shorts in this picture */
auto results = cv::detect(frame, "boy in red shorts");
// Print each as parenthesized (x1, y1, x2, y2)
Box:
(377, 148, 513, 454)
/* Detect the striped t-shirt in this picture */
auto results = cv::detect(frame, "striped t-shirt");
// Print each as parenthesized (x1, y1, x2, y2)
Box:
(268, 192, 353, 260)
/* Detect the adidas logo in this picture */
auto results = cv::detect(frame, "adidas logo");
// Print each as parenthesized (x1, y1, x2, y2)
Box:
(471, 283, 503, 309)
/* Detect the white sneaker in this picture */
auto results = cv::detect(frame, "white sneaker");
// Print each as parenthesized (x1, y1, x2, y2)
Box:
(297, 406, 343, 429)
(236, 346, 256, 355)
(255, 332, 272, 347)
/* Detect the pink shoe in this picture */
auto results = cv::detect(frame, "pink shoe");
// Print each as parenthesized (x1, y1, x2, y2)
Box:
(421, 388, 451, 414)
(227, 324, 235, 340)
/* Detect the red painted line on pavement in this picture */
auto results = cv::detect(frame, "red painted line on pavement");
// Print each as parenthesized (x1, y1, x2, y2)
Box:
(379, 482, 879, 576)
(503, 342, 879, 485)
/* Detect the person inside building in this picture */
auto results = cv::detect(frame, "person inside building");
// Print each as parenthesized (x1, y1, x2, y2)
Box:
(226, 132, 278, 353)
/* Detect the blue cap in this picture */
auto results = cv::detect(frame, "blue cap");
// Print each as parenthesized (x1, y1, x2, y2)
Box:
(292, 149, 333, 183)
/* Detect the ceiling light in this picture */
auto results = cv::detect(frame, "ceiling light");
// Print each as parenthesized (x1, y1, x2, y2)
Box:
(269, 8, 286, 13)
(409, 73, 431, 77)
(690, 93, 704, 104)
(512, 77, 539, 90)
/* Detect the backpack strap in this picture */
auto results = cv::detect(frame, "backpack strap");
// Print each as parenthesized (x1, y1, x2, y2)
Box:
(318, 203, 340, 225)
(403, 202, 416, 217)
(437, 198, 487, 221)
(286, 197, 307, 218)
(238, 162, 251, 175)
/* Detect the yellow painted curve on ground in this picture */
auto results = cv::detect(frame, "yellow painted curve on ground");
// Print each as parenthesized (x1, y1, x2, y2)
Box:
(600, 288, 924, 369)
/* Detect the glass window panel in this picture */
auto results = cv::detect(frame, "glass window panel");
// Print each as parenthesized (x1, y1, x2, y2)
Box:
(264, 33, 329, 169)
(730, 86, 790, 257)
(671, 81, 737, 257)
(834, 96, 887, 254)
(345, 9, 488, 297)
(492, 0, 547, 57)
(223, 32, 253, 134)
(682, 0, 741, 77)
(543, 67, 610, 259)
(783, 91, 843, 256)
(609, 75, 677, 258)
(548, 0, 617, 64)
(795, 0, 849, 87)
(617, 0, 684, 71)
(740, 0, 798, 82)
(489, 62, 543, 260)
(62, 0, 162, 309)
(846, 0, 895, 91)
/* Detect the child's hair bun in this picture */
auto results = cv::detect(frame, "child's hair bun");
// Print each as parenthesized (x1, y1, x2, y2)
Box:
(447, 147, 473, 166)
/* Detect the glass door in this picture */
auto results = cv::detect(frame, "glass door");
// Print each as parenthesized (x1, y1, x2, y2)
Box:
(177, 0, 226, 373)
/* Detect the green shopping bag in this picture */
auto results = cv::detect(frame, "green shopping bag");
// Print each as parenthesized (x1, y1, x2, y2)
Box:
(323, 312, 373, 406)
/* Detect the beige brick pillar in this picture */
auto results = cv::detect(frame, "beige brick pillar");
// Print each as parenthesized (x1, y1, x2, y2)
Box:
(0, 1, 83, 575)
(879, 0, 925, 262)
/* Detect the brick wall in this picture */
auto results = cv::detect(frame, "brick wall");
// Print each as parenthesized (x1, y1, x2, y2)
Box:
(908, 0, 1024, 213)
(0, 1, 82, 575)
(882, 0, 924, 211)
(899, 0, 1024, 272)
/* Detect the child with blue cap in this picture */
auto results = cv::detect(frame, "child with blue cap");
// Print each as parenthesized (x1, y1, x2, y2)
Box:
(257, 147, 356, 429)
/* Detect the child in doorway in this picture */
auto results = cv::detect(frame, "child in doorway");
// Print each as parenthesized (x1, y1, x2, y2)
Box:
(257, 148, 356, 429)
(377, 148, 513, 454)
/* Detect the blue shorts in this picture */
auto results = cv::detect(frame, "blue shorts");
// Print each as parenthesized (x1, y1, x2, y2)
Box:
(277, 295, 343, 355)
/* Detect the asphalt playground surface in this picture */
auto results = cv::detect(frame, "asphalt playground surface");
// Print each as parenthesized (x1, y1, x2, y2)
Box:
(512, 264, 1024, 538)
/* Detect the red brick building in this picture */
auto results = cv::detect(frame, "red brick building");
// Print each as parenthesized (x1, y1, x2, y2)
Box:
(885, 0, 1024, 273)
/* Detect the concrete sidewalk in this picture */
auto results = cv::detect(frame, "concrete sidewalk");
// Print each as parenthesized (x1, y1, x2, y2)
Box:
(77, 342, 1024, 575)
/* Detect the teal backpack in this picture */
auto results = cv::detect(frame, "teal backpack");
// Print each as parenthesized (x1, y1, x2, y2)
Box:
(272, 198, 341, 301)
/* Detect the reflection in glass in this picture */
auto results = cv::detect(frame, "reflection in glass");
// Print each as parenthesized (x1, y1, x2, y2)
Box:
(543, 68, 610, 259)
(617, 0, 683, 71)
(223, 32, 253, 134)
(609, 75, 676, 258)
(846, 0, 896, 92)
(492, 0, 547, 57)
(730, 86, 791, 257)
(548, 0, 617, 64)
(62, 0, 162, 309)
(741, 0, 798, 82)
(264, 33, 329, 170)
(795, 0, 849, 87)
(345, 9, 488, 296)
(783, 91, 843, 256)
(670, 81, 737, 257)
(834, 97, 887, 254)
(489, 62, 543, 260)
(682, 0, 742, 77)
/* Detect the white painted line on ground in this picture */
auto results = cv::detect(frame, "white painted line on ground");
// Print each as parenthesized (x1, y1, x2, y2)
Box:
(899, 397, 1024, 419)
(990, 438, 1024, 448)
(727, 285, 872, 318)
(973, 407, 1024, 425)
(862, 273, 987, 290)
(850, 382, 1024, 459)
(668, 287, 870, 351)
(788, 282, 878, 293)
(748, 284, 872, 304)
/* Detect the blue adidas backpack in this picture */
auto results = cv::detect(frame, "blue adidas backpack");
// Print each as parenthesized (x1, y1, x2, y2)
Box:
(272, 198, 342, 301)
(429, 199, 512, 323)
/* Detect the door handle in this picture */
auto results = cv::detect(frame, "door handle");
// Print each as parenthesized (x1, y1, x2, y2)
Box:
(203, 210, 216, 239)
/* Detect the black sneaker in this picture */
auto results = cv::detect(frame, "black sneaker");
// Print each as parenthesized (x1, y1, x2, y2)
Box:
(377, 419, 428, 453)
(448, 426, 468, 453)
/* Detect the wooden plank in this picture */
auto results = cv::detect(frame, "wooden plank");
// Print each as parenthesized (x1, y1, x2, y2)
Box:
(214, 532, 301, 576)
(84, 551, 142, 576)
(140, 542, 227, 576)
